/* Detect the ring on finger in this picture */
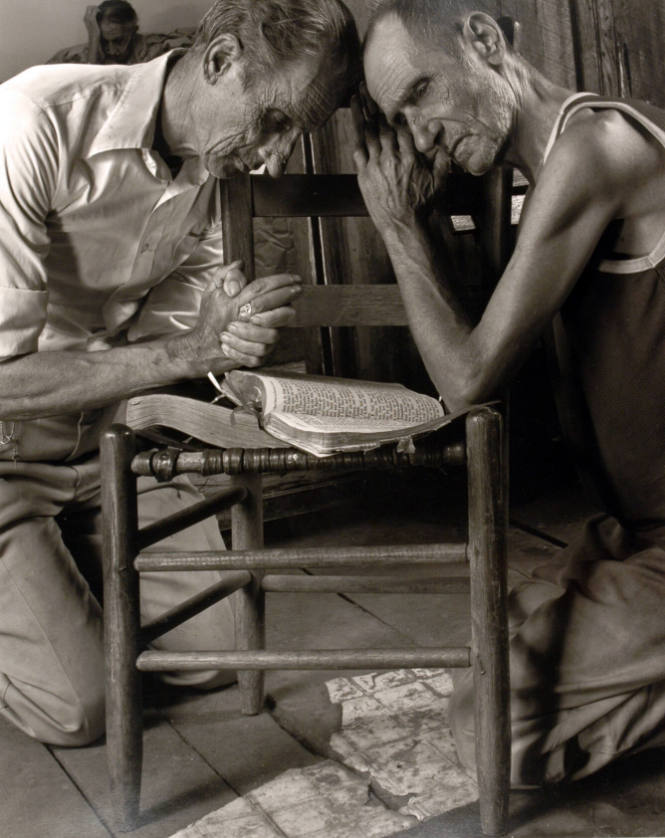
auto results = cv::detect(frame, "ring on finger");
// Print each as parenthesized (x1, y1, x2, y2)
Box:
(238, 302, 253, 321)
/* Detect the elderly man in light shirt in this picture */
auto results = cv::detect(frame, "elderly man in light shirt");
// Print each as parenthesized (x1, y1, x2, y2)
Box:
(0, 0, 360, 746)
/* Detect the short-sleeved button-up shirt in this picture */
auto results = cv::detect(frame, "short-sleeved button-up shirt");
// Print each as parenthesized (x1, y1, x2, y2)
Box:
(0, 51, 224, 363)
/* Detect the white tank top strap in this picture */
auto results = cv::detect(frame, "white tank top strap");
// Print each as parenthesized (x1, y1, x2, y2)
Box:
(543, 93, 665, 274)
(541, 92, 599, 166)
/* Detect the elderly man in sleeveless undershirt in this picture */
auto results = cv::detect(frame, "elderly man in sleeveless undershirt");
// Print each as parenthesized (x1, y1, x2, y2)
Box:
(353, 0, 665, 786)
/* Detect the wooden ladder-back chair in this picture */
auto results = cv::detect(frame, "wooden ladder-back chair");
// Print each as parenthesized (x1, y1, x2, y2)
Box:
(101, 108, 515, 835)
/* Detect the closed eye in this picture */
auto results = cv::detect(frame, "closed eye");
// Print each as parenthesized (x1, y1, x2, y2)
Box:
(262, 109, 292, 134)
(390, 77, 432, 127)
(409, 77, 431, 104)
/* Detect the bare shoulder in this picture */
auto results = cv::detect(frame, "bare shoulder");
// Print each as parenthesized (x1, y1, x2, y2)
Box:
(541, 105, 665, 212)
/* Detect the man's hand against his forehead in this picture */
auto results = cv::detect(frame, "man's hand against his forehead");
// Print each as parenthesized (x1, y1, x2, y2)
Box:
(84, 5, 100, 34)
(351, 90, 444, 235)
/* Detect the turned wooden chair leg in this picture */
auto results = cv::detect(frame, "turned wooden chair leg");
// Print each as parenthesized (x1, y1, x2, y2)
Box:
(232, 473, 265, 715)
(466, 409, 510, 836)
(101, 426, 143, 831)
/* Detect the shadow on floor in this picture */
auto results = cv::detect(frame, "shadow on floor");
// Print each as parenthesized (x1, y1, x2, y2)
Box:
(393, 747, 665, 837)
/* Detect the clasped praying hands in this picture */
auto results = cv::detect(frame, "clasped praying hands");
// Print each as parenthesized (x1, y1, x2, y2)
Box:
(185, 260, 302, 370)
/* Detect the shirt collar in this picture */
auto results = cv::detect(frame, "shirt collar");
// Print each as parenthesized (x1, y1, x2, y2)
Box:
(89, 50, 209, 186)
(89, 50, 181, 156)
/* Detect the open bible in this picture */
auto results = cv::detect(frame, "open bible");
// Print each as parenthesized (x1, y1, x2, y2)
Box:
(125, 390, 286, 450)
(126, 371, 472, 456)
(218, 370, 468, 456)
(125, 371, 472, 456)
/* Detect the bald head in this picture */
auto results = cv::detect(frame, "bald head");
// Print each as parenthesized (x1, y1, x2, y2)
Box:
(367, 0, 497, 57)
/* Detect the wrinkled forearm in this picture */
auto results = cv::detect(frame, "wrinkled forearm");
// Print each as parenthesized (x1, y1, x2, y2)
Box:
(0, 333, 235, 420)
(380, 219, 491, 409)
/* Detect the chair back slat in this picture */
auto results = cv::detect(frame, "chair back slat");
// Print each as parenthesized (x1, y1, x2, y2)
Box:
(253, 174, 367, 217)
(292, 285, 407, 327)
(250, 172, 485, 219)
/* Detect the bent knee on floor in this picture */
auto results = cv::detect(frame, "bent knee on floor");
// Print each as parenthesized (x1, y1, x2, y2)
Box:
(449, 674, 598, 788)
(51, 679, 107, 746)
(51, 700, 105, 747)
(1, 675, 105, 747)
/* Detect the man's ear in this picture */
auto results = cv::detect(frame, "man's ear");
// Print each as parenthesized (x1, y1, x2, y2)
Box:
(461, 12, 506, 66)
(203, 33, 243, 85)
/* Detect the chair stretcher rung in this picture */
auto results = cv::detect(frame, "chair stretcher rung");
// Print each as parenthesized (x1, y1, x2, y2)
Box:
(261, 574, 470, 594)
(136, 647, 471, 671)
(140, 571, 252, 645)
(137, 487, 247, 551)
(135, 542, 467, 572)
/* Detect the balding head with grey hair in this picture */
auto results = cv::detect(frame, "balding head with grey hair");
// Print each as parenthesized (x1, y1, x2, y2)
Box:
(159, 0, 361, 180)
(193, 0, 362, 121)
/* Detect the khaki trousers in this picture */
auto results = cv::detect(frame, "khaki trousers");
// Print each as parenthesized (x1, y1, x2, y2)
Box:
(0, 451, 234, 747)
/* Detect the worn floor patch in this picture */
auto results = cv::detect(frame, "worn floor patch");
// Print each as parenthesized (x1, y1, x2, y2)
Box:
(169, 760, 414, 838)
(170, 669, 475, 837)
(326, 669, 478, 821)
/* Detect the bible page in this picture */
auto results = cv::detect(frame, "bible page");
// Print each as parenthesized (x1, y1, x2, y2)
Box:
(256, 374, 444, 423)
